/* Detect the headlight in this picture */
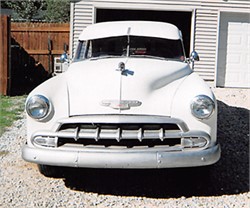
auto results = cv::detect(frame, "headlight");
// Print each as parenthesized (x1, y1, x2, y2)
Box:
(26, 95, 51, 120)
(190, 95, 215, 119)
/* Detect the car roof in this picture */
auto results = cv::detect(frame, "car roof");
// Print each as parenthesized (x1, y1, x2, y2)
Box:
(78, 21, 181, 41)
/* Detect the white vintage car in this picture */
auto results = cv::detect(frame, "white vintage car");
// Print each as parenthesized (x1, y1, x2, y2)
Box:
(22, 21, 220, 176)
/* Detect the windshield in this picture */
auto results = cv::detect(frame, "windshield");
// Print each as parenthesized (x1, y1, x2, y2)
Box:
(74, 36, 185, 61)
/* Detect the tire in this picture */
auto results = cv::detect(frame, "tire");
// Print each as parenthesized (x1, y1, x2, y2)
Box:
(37, 164, 64, 178)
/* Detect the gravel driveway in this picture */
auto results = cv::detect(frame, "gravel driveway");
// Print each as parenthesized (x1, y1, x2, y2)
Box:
(0, 88, 249, 208)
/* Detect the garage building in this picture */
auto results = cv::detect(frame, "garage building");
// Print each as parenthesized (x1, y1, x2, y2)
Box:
(70, 0, 250, 88)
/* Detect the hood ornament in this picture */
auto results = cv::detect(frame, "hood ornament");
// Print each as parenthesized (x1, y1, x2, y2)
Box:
(116, 62, 134, 76)
(101, 99, 142, 110)
(117, 62, 125, 71)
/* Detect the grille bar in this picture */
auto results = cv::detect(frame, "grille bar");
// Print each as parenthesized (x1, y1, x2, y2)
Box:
(58, 123, 181, 141)
(32, 116, 209, 149)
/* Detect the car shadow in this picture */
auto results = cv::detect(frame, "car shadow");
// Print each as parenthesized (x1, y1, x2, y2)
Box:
(10, 38, 50, 96)
(62, 100, 249, 198)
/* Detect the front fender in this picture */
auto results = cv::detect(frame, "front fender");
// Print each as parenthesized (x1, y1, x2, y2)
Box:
(171, 73, 217, 145)
(26, 74, 69, 142)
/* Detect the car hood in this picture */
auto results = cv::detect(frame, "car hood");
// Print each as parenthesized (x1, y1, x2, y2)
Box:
(66, 58, 192, 116)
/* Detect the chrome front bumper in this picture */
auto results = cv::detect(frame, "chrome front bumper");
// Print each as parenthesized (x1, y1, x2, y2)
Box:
(22, 144, 221, 168)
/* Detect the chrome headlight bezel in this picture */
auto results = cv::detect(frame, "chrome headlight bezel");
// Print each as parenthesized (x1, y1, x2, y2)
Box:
(190, 95, 215, 120)
(26, 95, 52, 121)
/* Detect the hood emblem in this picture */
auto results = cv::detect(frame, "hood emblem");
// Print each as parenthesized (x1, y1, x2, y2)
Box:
(101, 100, 142, 110)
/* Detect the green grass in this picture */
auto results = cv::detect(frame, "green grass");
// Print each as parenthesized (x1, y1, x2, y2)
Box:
(0, 95, 27, 136)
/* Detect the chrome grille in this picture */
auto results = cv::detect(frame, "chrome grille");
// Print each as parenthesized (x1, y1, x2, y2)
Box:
(57, 123, 182, 147)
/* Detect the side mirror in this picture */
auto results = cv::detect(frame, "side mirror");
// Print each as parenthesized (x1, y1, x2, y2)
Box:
(60, 52, 69, 63)
(189, 51, 199, 62)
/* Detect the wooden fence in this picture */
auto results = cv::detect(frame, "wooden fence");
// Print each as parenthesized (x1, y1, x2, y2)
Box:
(0, 20, 70, 95)
(0, 15, 10, 95)
(11, 22, 70, 73)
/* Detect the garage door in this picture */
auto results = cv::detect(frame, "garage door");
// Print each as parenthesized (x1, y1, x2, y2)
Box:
(96, 9, 192, 56)
(217, 12, 250, 88)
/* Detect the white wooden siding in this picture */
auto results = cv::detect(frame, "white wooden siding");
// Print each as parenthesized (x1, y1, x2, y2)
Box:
(71, 0, 250, 82)
(70, 2, 93, 57)
(193, 9, 218, 81)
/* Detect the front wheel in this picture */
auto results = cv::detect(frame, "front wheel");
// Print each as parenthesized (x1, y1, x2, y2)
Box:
(37, 164, 64, 178)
